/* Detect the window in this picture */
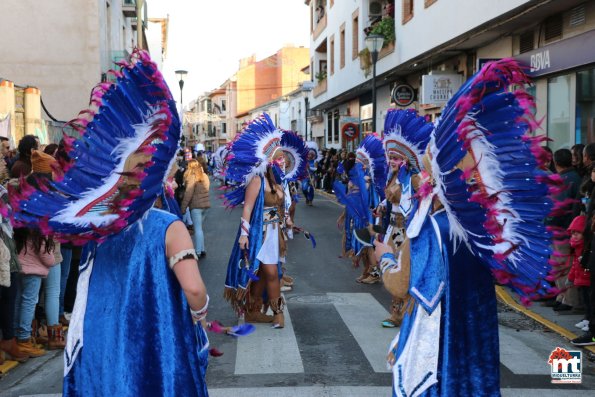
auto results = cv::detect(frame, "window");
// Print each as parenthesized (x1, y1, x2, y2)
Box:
(330, 35, 335, 75)
(222, 122, 227, 134)
(577, 68, 595, 145)
(352, 10, 359, 60)
(519, 31, 534, 54)
(327, 112, 333, 144)
(544, 14, 562, 42)
(402, 0, 414, 24)
(340, 24, 346, 69)
(424, 0, 437, 7)
(221, 99, 226, 112)
(547, 74, 572, 151)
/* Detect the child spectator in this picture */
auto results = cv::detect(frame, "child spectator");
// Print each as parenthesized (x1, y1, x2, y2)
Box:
(567, 215, 591, 332)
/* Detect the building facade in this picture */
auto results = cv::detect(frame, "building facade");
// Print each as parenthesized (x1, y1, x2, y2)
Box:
(0, 0, 150, 127)
(305, 0, 595, 152)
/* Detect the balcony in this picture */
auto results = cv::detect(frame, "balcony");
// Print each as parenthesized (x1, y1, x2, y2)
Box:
(313, 78, 327, 98)
(307, 109, 324, 123)
(122, 0, 136, 18)
(313, 12, 327, 40)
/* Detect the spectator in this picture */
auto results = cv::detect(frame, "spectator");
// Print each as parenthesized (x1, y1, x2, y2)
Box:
(549, 149, 581, 313)
(181, 159, 211, 258)
(567, 215, 591, 332)
(572, 144, 586, 177)
(10, 135, 38, 178)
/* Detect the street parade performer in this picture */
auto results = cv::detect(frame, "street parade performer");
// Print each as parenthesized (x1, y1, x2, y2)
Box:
(376, 108, 433, 328)
(337, 134, 387, 283)
(373, 59, 560, 396)
(302, 141, 322, 206)
(223, 115, 307, 329)
(3, 50, 210, 396)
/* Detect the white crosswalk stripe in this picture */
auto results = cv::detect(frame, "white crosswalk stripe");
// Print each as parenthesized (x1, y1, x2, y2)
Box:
(234, 294, 304, 375)
(328, 292, 395, 373)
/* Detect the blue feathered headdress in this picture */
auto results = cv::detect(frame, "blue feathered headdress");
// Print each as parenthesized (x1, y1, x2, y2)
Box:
(356, 134, 387, 200)
(305, 141, 323, 163)
(224, 114, 283, 207)
(421, 58, 557, 302)
(383, 109, 433, 173)
(5, 49, 180, 245)
(280, 131, 309, 182)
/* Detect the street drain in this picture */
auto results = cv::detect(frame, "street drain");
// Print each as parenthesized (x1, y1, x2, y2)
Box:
(287, 294, 346, 304)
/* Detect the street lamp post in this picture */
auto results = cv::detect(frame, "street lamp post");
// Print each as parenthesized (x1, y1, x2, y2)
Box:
(365, 34, 384, 133)
(175, 70, 188, 142)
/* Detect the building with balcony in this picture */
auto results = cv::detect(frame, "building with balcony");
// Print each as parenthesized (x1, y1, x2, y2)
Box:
(305, 0, 595, 152)
(0, 0, 150, 124)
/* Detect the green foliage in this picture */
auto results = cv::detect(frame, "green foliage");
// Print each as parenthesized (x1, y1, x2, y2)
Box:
(370, 16, 395, 46)
(315, 70, 327, 82)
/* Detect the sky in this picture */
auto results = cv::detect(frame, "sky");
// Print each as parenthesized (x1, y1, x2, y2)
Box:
(149, 0, 310, 107)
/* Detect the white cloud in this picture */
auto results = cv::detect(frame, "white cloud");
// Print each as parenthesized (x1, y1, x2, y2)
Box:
(149, 0, 310, 108)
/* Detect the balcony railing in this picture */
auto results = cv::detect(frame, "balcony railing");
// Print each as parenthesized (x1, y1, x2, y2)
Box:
(313, 12, 327, 40)
(313, 78, 327, 98)
(122, 0, 136, 18)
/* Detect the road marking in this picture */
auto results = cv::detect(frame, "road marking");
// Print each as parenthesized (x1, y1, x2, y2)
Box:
(327, 292, 395, 373)
(499, 328, 549, 375)
(209, 386, 392, 396)
(501, 390, 594, 397)
(234, 297, 304, 375)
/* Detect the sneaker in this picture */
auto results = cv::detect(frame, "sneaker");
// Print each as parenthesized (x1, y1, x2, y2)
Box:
(354, 228, 374, 247)
(575, 319, 589, 329)
(280, 285, 293, 292)
(582, 325, 590, 332)
(16, 339, 46, 357)
(571, 333, 595, 346)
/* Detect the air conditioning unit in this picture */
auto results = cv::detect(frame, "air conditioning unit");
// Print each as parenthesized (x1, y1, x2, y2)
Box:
(369, 1, 383, 18)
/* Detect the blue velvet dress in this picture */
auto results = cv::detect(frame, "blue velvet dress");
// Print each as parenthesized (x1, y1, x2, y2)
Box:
(390, 206, 500, 397)
(63, 209, 209, 397)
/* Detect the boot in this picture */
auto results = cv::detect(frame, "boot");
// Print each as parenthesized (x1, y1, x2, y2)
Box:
(36, 323, 48, 345)
(47, 325, 66, 350)
(59, 315, 70, 327)
(269, 297, 285, 329)
(244, 298, 274, 323)
(0, 338, 29, 362)
(16, 339, 46, 357)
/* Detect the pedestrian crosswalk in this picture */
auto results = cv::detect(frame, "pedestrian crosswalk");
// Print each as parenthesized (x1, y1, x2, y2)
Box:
(13, 291, 595, 395)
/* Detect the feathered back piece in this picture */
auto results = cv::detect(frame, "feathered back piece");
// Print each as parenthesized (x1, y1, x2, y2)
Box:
(5, 49, 180, 244)
(213, 146, 229, 178)
(224, 114, 283, 207)
(356, 134, 387, 200)
(280, 131, 309, 182)
(427, 58, 556, 303)
(306, 141, 323, 163)
(383, 109, 433, 172)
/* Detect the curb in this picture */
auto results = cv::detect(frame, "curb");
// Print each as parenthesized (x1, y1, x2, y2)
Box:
(496, 286, 595, 353)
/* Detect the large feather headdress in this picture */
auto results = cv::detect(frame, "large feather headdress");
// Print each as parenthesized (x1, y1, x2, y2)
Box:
(280, 131, 309, 182)
(224, 114, 283, 207)
(305, 141, 323, 163)
(4, 49, 180, 244)
(419, 59, 557, 302)
(383, 109, 433, 173)
(356, 134, 387, 200)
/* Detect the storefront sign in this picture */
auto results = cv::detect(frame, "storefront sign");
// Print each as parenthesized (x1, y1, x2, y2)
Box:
(515, 29, 595, 77)
(341, 122, 360, 141)
(391, 84, 416, 107)
(420, 74, 463, 106)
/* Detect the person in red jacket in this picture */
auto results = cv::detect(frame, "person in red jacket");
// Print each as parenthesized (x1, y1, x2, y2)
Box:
(568, 215, 591, 332)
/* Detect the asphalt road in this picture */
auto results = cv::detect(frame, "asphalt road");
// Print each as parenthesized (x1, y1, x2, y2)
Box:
(1, 184, 594, 396)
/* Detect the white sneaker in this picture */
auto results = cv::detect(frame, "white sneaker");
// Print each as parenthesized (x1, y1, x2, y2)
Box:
(280, 285, 293, 292)
(575, 319, 589, 328)
(582, 325, 590, 332)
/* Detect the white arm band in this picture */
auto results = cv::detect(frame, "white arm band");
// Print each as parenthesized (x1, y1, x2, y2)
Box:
(169, 249, 199, 270)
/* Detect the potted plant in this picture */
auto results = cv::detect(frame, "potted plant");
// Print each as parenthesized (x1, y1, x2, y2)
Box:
(358, 48, 372, 77)
(369, 16, 395, 47)
(315, 70, 327, 82)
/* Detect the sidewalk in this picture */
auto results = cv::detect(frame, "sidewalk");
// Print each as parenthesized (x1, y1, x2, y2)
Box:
(496, 286, 595, 354)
